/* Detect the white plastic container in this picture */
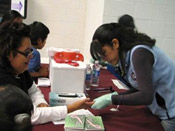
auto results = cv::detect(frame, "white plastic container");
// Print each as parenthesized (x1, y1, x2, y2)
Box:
(49, 59, 86, 93)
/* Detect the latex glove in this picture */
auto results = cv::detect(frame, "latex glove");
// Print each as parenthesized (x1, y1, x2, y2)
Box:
(91, 92, 118, 109)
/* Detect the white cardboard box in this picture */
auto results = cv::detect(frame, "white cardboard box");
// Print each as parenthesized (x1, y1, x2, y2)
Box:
(49, 58, 86, 93)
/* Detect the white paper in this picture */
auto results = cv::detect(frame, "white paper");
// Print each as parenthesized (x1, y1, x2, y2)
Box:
(112, 79, 129, 90)
(52, 109, 94, 125)
(37, 78, 50, 87)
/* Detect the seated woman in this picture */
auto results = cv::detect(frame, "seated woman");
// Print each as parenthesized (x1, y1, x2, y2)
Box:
(0, 84, 33, 131)
(0, 22, 94, 125)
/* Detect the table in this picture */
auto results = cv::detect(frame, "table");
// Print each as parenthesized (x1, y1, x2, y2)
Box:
(33, 69, 164, 131)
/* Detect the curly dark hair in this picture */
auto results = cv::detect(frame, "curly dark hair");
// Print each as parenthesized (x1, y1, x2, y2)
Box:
(0, 22, 30, 68)
(1, 10, 23, 23)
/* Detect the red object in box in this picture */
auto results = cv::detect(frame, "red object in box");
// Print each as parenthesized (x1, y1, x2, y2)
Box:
(53, 52, 84, 66)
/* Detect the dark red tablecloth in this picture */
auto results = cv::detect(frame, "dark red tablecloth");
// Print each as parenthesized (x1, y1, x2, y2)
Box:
(33, 69, 164, 131)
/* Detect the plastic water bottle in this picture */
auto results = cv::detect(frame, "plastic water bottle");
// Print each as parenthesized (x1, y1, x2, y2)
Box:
(85, 64, 92, 90)
(90, 61, 100, 87)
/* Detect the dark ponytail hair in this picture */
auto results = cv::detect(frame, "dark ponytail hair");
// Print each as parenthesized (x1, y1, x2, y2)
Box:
(118, 14, 135, 30)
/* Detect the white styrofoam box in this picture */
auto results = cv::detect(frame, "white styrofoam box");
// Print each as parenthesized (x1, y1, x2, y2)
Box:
(49, 58, 86, 93)
(49, 92, 86, 106)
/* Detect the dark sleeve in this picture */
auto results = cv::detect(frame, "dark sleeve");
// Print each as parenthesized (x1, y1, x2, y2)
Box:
(0, 73, 18, 86)
(112, 48, 154, 105)
(0, 69, 33, 94)
(118, 88, 138, 95)
(18, 71, 34, 93)
(23, 71, 33, 88)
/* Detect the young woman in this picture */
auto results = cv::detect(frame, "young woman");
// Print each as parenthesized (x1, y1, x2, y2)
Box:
(0, 22, 94, 125)
(90, 23, 175, 131)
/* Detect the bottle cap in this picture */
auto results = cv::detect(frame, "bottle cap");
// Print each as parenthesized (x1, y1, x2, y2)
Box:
(95, 60, 99, 64)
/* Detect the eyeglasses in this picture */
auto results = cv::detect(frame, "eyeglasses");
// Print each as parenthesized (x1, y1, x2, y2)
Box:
(15, 48, 33, 58)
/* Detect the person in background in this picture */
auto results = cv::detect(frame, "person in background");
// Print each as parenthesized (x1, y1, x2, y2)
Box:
(28, 21, 49, 80)
(0, 22, 94, 125)
(90, 23, 175, 131)
(0, 10, 23, 26)
(0, 84, 33, 131)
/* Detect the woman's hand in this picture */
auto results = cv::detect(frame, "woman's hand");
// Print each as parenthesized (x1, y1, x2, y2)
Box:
(39, 66, 49, 77)
(67, 98, 94, 113)
(37, 103, 49, 107)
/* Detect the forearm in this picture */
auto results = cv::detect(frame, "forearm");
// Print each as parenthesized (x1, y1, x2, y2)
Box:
(112, 91, 153, 105)
(67, 98, 94, 113)
(29, 72, 41, 77)
(31, 105, 67, 125)
(28, 82, 47, 106)
(67, 104, 77, 113)
(118, 88, 138, 95)
(112, 48, 154, 106)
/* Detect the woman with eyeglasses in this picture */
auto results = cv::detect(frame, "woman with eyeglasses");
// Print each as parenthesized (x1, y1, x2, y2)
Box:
(0, 22, 94, 125)
(90, 23, 175, 131)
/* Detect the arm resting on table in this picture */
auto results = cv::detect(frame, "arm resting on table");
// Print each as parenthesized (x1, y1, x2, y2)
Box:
(31, 105, 67, 125)
(28, 82, 48, 106)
